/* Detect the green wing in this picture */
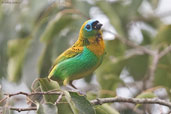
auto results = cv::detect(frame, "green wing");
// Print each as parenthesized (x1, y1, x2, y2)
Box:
(48, 46, 83, 78)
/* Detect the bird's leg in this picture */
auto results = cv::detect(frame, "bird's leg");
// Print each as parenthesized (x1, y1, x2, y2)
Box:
(68, 81, 86, 96)
(69, 81, 77, 89)
(63, 78, 69, 86)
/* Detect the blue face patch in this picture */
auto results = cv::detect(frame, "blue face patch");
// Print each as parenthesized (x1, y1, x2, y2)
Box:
(84, 20, 97, 32)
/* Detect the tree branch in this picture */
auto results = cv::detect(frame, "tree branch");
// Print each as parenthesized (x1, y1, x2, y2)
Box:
(10, 107, 37, 112)
(159, 45, 171, 59)
(104, 30, 153, 55)
(4, 91, 62, 97)
(146, 50, 159, 88)
(90, 97, 171, 108)
(9, 97, 171, 112)
(145, 45, 171, 88)
(55, 92, 63, 105)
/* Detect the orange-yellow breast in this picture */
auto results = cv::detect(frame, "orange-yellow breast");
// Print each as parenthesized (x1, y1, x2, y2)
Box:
(87, 35, 105, 56)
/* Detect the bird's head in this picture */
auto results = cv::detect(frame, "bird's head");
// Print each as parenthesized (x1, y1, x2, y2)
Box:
(80, 20, 103, 38)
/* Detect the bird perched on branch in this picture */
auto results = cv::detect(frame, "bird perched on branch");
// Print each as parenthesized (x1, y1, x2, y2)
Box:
(48, 20, 105, 88)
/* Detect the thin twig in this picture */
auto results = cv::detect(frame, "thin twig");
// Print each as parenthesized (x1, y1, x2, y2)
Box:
(55, 92, 63, 105)
(10, 107, 37, 112)
(159, 45, 171, 59)
(26, 96, 37, 106)
(0, 96, 8, 104)
(5, 92, 29, 97)
(105, 30, 153, 55)
(147, 50, 159, 88)
(60, 8, 90, 19)
(31, 78, 40, 92)
(4, 91, 62, 97)
(146, 45, 171, 88)
(90, 97, 171, 108)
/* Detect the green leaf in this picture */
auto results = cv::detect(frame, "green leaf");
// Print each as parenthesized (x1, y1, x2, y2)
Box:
(64, 91, 96, 114)
(136, 92, 156, 99)
(70, 91, 96, 114)
(64, 91, 79, 114)
(38, 42, 53, 77)
(0, 39, 8, 78)
(95, 104, 119, 114)
(71, 0, 91, 18)
(40, 13, 74, 43)
(106, 39, 125, 57)
(145, 17, 161, 29)
(153, 25, 171, 48)
(135, 91, 156, 108)
(57, 102, 74, 114)
(29, 0, 50, 20)
(154, 53, 171, 89)
(7, 37, 31, 82)
(39, 78, 60, 103)
(127, 0, 143, 16)
(37, 102, 58, 114)
(149, 0, 159, 9)
(141, 29, 152, 45)
(125, 54, 149, 80)
(35, 2, 59, 25)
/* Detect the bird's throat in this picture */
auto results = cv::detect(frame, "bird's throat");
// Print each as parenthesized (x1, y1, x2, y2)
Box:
(73, 32, 105, 56)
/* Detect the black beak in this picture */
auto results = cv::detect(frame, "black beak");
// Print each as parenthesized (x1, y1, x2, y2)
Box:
(96, 23, 103, 30)
(92, 20, 103, 30)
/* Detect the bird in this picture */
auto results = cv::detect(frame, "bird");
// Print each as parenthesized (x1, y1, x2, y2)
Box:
(48, 19, 105, 89)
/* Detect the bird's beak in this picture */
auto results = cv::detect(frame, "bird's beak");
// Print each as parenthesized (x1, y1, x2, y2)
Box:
(92, 20, 103, 30)
(96, 23, 103, 30)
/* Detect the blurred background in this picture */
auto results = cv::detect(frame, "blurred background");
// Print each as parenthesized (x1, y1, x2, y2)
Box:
(0, 0, 171, 114)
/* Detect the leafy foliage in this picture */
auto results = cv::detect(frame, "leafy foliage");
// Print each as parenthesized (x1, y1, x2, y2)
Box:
(37, 103, 58, 114)
(69, 91, 95, 114)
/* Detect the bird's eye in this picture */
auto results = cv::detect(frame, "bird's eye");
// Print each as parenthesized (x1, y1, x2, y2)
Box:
(86, 25, 91, 29)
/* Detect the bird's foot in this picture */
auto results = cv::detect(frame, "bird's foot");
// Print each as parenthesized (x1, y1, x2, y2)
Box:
(62, 85, 86, 96)
(69, 81, 86, 96)
(68, 89, 86, 96)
